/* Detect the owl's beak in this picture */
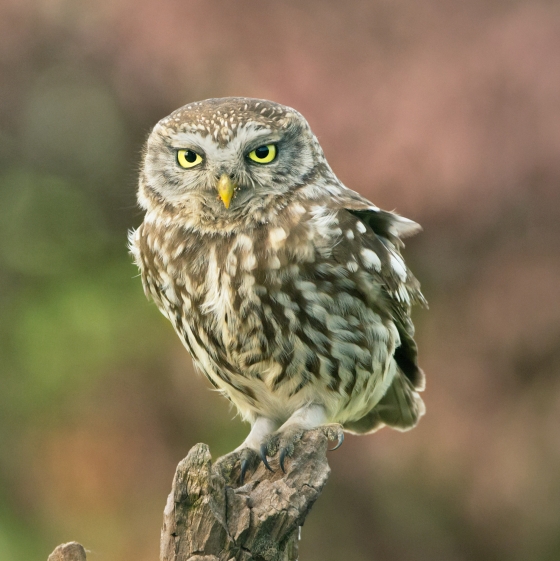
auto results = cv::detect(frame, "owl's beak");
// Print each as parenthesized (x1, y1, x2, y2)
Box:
(216, 174, 236, 209)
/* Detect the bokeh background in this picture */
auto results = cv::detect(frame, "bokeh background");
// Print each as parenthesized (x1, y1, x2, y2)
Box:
(1, 0, 560, 559)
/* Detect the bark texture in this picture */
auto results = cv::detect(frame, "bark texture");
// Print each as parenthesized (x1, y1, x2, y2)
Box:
(47, 542, 87, 561)
(160, 428, 332, 561)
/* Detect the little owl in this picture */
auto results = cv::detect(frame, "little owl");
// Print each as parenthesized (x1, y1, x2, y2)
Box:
(130, 97, 426, 480)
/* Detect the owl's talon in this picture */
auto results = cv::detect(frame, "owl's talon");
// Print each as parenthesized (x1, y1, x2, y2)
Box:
(239, 458, 250, 485)
(329, 431, 344, 451)
(221, 447, 260, 486)
(322, 423, 345, 451)
(258, 424, 305, 474)
(279, 448, 288, 473)
(259, 443, 274, 472)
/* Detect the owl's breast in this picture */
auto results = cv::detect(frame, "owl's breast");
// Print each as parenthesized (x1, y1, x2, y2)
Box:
(158, 220, 317, 375)
(133, 211, 398, 421)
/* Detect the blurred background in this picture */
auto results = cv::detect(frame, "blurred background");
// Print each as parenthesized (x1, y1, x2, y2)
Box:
(1, 0, 560, 559)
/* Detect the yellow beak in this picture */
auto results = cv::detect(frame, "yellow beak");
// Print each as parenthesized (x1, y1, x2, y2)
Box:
(216, 174, 236, 209)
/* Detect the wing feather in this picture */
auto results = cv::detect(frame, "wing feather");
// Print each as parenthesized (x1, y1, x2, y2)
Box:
(330, 194, 427, 391)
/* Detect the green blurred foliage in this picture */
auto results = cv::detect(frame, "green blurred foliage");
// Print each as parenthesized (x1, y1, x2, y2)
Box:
(0, 168, 167, 417)
(21, 69, 126, 180)
(0, 170, 105, 275)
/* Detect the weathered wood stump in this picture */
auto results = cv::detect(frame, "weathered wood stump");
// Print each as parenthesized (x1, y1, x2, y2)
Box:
(161, 428, 331, 561)
(48, 428, 332, 561)
(47, 542, 87, 561)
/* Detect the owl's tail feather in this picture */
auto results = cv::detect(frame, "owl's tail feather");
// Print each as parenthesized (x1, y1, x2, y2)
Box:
(343, 371, 425, 434)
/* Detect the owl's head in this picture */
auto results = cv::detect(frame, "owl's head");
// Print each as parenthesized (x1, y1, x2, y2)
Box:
(139, 98, 328, 223)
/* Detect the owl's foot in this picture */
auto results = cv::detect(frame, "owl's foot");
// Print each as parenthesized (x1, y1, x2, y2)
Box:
(260, 423, 344, 473)
(213, 416, 279, 485)
(213, 447, 261, 486)
(327, 424, 345, 451)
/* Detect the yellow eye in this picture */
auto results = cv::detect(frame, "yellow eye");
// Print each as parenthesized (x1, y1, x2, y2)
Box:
(248, 144, 277, 164)
(177, 149, 203, 168)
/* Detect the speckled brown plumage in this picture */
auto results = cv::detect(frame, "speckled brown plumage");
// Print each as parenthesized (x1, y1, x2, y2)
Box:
(130, 97, 426, 468)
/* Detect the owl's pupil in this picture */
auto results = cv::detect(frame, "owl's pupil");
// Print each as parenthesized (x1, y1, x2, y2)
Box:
(255, 146, 269, 159)
(185, 150, 197, 163)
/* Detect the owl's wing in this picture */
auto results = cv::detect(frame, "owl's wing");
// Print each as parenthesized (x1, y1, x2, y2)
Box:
(328, 194, 426, 430)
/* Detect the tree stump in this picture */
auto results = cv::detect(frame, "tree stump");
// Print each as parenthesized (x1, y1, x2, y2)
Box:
(161, 428, 331, 561)
(48, 428, 332, 561)
(47, 542, 87, 561)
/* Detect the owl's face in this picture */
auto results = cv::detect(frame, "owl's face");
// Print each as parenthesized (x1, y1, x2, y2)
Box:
(140, 98, 325, 218)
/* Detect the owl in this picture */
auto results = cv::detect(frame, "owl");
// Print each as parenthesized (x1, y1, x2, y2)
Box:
(130, 97, 426, 480)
